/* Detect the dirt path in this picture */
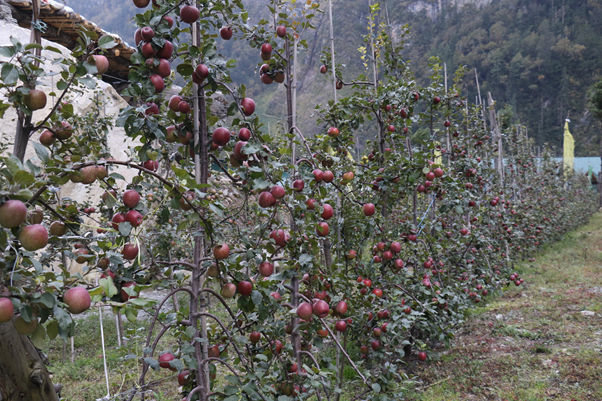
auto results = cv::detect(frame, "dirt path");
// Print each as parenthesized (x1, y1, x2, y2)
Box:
(408, 214, 602, 401)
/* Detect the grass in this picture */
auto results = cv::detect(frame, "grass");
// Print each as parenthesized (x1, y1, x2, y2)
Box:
(45, 214, 602, 400)
(406, 213, 602, 401)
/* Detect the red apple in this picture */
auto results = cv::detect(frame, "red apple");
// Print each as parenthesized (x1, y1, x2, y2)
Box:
(0, 298, 14, 323)
(240, 98, 255, 116)
(433, 168, 444, 178)
(213, 127, 231, 146)
(141, 26, 154, 41)
(91, 55, 109, 75)
(321, 204, 333, 220)
(220, 26, 233, 40)
(213, 243, 230, 260)
(39, 130, 55, 147)
(159, 352, 176, 370)
(258, 191, 276, 208)
(111, 213, 125, 230)
(123, 190, 140, 209)
(233, 141, 248, 161)
(157, 40, 173, 59)
(0, 200, 27, 228)
(125, 210, 143, 227)
(49, 221, 67, 236)
(292, 179, 305, 192)
(312, 300, 330, 318)
(238, 128, 251, 141)
(259, 261, 274, 277)
(155, 58, 171, 78)
(237, 281, 253, 296)
(18, 224, 48, 251)
(122, 244, 139, 261)
(276, 25, 286, 37)
(261, 43, 272, 54)
(63, 287, 91, 314)
(150, 74, 164, 93)
(327, 127, 339, 137)
(316, 222, 329, 237)
(221, 283, 236, 298)
(180, 5, 200, 23)
(250, 332, 261, 344)
(142, 160, 159, 172)
(394, 259, 404, 269)
(195, 64, 209, 80)
(178, 101, 190, 114)
(418, 351, 427, 361)
(342, 171, 354, 183)
(270, 229, 289, 246)
(323, 171, 334, 183)
(297, 302, 313, 320)
(390, 242, 401, 253)
(141, 42, 156, 58)
(121, 282, 138, 301)
(306, 198, 317, 210)
(178, 370, 190, 386)
(23, 89, 47, 111)
(335, 321, 347, 332)
(334, 301, 348, 316)
(145, 102, 159, 115)
(168, 95, 182, 111)
(363, 203, 375, 216)
(270, 185, 286, 199)
(313, 169, 324, 182)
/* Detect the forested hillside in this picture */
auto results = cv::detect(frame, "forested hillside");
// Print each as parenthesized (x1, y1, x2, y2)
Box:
(64, 0, 602, 155)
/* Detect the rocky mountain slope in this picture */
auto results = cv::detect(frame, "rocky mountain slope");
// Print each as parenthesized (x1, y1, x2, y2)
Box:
(63, 0, 602, 155)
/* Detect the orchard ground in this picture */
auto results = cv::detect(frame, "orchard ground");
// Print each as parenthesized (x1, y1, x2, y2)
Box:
(408, 212, 602, 400)
(45, 213, 602, 400)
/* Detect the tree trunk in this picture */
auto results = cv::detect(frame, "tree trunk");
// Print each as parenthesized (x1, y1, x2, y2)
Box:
(0, 319, 59, 400)
(12, 112, 32, 163)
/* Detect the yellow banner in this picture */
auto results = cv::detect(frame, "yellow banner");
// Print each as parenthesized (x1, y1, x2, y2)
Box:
(563, 120, 574, 176)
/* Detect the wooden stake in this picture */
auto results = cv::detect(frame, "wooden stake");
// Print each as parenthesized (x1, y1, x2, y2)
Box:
(328, 0, 337, 101)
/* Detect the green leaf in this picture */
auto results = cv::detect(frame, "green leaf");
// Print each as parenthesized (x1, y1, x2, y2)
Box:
(209, 203, 223, 217)
(251, 290, 262, 306)
(100, 277, 118, 297)
(13, 170, 34, 186)
(31, 324, 46, 348)
(98, 35, 117, 49)
(372, 383, 381, 393)
(1, 63, 19, 86)
(118, 222, 132, 237)
(0, 45, 15, 57)
(177, 63, 194, 76)
(125, 307, 138, 323)
(79, 77, 96, 89)
(24, 43, 43, 50)
(299, 254, 313, 266)
(46, 321, 59, 340)
(35, 292, 56, 308)
(0, 101, 10, 119)
(32, 141, 49, 163)
(144, 357, 160, 370)
(16, 188, 33, 198)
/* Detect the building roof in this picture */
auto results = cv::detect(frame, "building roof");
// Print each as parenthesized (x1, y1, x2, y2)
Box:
(6, 0, 134, 84)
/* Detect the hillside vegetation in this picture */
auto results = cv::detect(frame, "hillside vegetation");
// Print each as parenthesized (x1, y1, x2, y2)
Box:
(65, 0, 602, 155)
